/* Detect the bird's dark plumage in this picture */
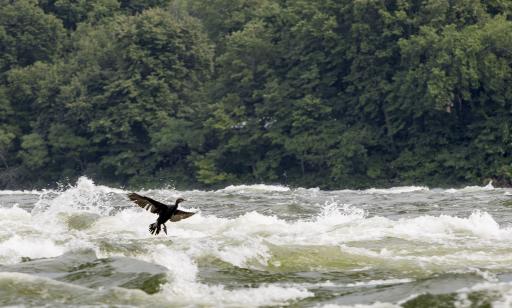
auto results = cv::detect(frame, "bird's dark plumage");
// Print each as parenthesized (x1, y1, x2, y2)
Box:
(128, 193, 195, 235)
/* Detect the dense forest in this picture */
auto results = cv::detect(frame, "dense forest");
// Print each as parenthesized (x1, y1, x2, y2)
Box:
(1, 0, 511, 189)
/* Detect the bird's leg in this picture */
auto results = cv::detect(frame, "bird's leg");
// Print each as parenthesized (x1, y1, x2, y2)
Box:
(162, 224, 167, 235)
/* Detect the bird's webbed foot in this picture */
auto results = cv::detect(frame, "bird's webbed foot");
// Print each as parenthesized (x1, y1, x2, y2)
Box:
(149, 223, 157, 235)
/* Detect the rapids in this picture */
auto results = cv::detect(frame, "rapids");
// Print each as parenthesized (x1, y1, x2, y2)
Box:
(1, 177, 512, 307)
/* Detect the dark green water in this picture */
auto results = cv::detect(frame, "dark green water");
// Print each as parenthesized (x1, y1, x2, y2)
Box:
(1, 178, 512, 307)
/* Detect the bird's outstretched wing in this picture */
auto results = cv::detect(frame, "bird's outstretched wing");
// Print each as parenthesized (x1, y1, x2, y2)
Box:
(128, 193, 168, 214)
(170, 209, 195, 222)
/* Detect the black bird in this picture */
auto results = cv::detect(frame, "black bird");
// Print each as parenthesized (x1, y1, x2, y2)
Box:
(128, 193, 195, 235)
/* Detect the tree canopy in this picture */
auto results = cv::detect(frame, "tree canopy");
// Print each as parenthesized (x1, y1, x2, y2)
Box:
(1, 0, 511, 189)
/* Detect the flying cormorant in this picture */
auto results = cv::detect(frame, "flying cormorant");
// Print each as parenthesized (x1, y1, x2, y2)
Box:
(128, 193, 195, 235)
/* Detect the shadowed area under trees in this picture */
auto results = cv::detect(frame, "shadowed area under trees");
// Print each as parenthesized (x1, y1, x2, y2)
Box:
(0, 0, 511, 189)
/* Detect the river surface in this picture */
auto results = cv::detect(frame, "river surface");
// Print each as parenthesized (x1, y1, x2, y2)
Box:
(2, 177, 512, 307)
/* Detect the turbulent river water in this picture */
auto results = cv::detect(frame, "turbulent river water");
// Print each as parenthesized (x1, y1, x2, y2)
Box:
(2, 177, 512, 307)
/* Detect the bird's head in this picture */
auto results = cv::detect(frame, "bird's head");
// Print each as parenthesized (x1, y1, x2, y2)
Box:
(175, 198, 186, 205)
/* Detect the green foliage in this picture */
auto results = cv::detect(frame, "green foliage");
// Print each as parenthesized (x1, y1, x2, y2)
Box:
(194, 153, 236, 185)
(1, 0, 512, 189)
(74, 9, 212, 181)
(19, 133, 49, 169)
(0, 0, 65, 72)
(0, 126, 15, 168)
(119, 0, 171, 15)
(184, 0, 269, 45)
(38, 0, 120, 29)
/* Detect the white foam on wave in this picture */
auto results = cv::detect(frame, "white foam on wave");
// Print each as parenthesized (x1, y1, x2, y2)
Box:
(217, 184, 291, 193)
(316, 201, 366, 224)
(169, 203, 512, 270)
(162, 280, 313, 307)
(0, 206, 89, 264)
(218, 184, 432, 195)
(0, 176, 126, 196)
(83, 200, 365, 273)
(452, 267, 498, 282)
(295, 187, 321, 192)
(388, 210, 505, 241)
(0, 189, 42, 195)
(327, 186, 430, 195)
(115, 199, 512, 269)
(453, 281, 512, 308)
(2, 175, 502, 199)
(0, 207, 54, 263)
(133, 241, 313, 306)
(363, 186, 429, 194)
(72, 176, 125, 194)
(445, 180, 495, 193)
(0, 235, 64, 263)
(32, 177, 125, 216)
(216, 237, 271, 268)
(169, 202, 366, 268)
(0, 205, 31, 221)
(319, 302, 400, 308)
(345, 278, 413, 288)
(2, 177, 512, 306)
(3, 188, 512, 270)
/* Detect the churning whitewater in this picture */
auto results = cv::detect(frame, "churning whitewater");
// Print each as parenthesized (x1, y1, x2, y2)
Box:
(2, 177, 512, 307)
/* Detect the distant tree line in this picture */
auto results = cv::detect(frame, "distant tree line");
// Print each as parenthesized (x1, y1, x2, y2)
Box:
(1, 0, 511, 189)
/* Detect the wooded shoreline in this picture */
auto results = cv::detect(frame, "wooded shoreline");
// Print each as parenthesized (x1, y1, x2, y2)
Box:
(1, 0, 512, 190)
